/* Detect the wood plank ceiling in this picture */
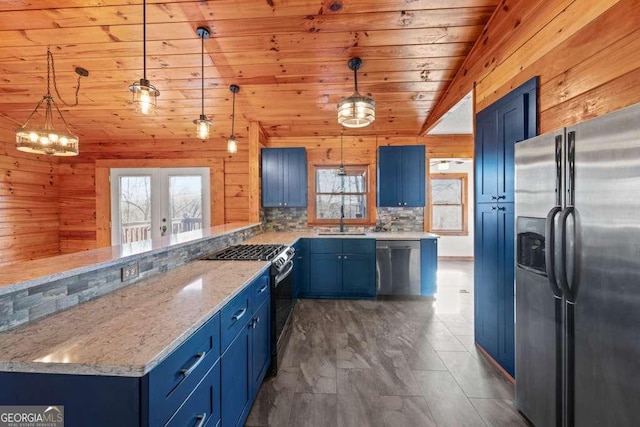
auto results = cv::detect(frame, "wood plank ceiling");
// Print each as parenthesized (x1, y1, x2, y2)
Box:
(0, 0, 497, 143)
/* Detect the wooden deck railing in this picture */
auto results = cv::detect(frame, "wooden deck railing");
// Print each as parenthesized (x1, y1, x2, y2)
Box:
(121, 217, 202, 244)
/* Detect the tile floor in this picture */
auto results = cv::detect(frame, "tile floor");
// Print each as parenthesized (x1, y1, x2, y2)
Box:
(246, 260, 529, 427)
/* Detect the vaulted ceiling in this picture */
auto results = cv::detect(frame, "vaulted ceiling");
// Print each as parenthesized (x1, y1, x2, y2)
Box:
(0, 0, 498, 143)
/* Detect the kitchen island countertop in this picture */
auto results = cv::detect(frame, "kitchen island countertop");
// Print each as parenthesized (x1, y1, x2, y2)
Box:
(0, 260, 269, 377)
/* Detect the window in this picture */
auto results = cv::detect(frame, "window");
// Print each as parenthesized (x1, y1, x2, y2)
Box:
(310, 165, 370, 224)
(431, 173, 468, 235)
(110, 168, 210, 245)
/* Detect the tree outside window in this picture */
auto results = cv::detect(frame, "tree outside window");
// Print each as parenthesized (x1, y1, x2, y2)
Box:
(312, 165, 370, 224)
(431, 173, 468, 235)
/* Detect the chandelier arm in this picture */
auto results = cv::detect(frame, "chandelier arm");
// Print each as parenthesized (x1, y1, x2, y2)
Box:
(51, 97, 77, 135)
(19, 97, 46, 128)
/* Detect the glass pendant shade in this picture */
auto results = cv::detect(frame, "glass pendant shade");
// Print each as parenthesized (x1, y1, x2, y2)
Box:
(337, 57, 375, 128)
(129, 78, 159, 115)
(194, 114, 212, 140)
(337, 94, 376, 128)
(227, 136, 238, 154)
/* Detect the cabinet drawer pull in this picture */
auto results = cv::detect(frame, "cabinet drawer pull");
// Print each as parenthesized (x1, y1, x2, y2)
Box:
(258, 284, 268, 294)
(181, 352, 206, 378)
(194, 413, 207, 427)
(232, 307, 247, 322)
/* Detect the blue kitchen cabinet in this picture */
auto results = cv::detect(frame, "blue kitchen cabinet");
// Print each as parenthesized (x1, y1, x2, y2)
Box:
(304, 238, 376, 298)
(221, 325, 252, 427)
(474, 77, 537, 377)
(377, 145, 425, 207)
(250, 299, 271, 401)
(308, 252, 342, 296)
(292, 239, 308, 297)
(261, 147, 307, 207)
(420, 239, 438, 297)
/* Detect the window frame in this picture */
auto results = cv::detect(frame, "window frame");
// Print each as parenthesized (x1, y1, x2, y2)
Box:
(430, 172, 469, 236)
(309, 164, 373, 226)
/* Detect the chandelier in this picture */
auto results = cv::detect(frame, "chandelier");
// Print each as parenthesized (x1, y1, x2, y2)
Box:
(337, 57, 376, 128)
(193, 27, 213, 140)
(15, 47, 88, 156)
(128, 0, 159, 115)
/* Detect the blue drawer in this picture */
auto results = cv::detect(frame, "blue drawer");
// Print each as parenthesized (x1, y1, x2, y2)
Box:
(221, 286, 252, 350)
(342, 238, 375, 254)
(165, 360, 221, 427)
(148, 313, 220, 427)
(252, 271, 270, 309)
(309, 238, 341, 254)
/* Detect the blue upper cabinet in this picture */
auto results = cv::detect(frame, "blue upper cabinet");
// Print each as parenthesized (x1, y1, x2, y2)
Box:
(261, 147, 307, 207)
(377, 145, 425, 207)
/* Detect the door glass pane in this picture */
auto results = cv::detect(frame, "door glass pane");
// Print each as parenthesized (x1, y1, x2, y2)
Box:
(119, 176, 152, 244)
(169, 175, 203, 234)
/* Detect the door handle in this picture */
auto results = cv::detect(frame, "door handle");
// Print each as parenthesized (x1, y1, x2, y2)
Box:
(194, 413, 207, 427)
(181, 352, 206, 377)
(558, 207, 576, 302)
(545, 206, 563, 297)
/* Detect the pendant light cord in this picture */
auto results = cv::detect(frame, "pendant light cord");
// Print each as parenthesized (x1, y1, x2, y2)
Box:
(200, 31, 204, 115)
(48, 47, 83, 107)
(143, 0, 147, 80)
(340, 130, 344, 167)
(231, 90, 236, 137)
(353, 66, 358, 93)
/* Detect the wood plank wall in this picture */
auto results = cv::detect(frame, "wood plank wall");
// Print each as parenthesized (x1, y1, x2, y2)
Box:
(57, 122, 252, 252)
(0, 123, 60, 265)
(423, 0, 640, 134)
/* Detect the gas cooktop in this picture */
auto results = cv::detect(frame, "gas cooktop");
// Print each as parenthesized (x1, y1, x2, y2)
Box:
(202, 244, 287, 261)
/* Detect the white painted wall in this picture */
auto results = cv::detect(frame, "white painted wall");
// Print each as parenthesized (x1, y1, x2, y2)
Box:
(431, 160, 474, 258)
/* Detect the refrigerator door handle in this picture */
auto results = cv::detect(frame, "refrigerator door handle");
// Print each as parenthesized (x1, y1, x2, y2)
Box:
(558, 206, 576, 302)
(545, 206, 563, 297)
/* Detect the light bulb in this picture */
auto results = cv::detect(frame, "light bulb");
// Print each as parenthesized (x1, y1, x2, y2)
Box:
(227, 138, 237, 154)
(140, 89, 151, 115)
(197, 121, 209, 140)
(29, 132, 38, 142)
(59, 137, 68, 146)
(49, 133, 59, 143)
(40, 135, 50, 145)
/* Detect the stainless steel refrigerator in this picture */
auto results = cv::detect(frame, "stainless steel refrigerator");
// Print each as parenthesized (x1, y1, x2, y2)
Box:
(514, 102, 640, 426)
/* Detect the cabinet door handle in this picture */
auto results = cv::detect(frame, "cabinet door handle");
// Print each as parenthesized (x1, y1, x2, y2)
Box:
(498, 206, 506, 211)
(279, 202, 282, 206)
(337, 255, 341, 259)
(343, 255, 348, 259)
(398, 202, 402, 206)
(258, 284, 268, 294)
(284, 202, 288, 206)
(232, 307, 247, 322)
(255, 316, 260, 324)
(181, 352, 206, 377)
(194, 413, 207, 427)
(497, 195, 506, 200)
(403, 202, 407, 206)
(491, 206, 497, 211)
(491, 195, 498, 200)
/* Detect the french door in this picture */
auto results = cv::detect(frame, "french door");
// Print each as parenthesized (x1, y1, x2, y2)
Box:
(110, 168, 210, 245)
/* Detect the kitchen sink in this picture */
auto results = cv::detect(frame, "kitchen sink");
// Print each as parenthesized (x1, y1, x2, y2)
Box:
(317, 232, 368, 236)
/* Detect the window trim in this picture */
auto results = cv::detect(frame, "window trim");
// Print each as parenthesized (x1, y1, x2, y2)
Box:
(309, 164, 373, 226)
(430, 172, 469, 236)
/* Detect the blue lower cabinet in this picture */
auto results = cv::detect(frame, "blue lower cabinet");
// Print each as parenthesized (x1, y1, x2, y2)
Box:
(165, 361, 221, 427)
(420, 239, 438, 297)
(221, 325, 252, 427)
(308, 253, 342, 296)
(305, 239, 376, 298)
(250, 300, 271, 400)
(342, 254, 375, 297)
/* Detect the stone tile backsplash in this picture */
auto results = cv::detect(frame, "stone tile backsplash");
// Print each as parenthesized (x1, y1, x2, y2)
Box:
(0, 225, 261, 332)
(262, 206, 424, 232)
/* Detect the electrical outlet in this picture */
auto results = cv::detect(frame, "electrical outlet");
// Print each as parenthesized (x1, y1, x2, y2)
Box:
(121, 263, 139, 282)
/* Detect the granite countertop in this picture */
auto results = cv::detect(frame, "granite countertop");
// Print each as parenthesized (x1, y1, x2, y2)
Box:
(0, 222, 260, 294)
(0, 260, 269, 377)
(244, 230, 439, 245)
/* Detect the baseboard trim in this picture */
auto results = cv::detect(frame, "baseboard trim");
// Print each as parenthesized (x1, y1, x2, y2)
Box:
(438, 256, 474, 261)
(475, 343, 515, 384)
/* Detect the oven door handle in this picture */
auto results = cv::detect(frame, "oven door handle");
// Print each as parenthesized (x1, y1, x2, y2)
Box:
(274, 261, 294, 286)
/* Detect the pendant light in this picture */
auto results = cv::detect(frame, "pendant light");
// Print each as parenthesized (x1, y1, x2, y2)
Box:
(338, 130, 346, 176)
(15, 47, 88, 156)
(337, 57, 376, 128)
(227, 85, 239, 154)
(128, 0, 159, 115)
(193, 27, 212, 140)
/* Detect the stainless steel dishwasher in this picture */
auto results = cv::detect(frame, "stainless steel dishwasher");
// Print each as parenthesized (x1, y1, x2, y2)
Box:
(376, 240, 421, 296)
